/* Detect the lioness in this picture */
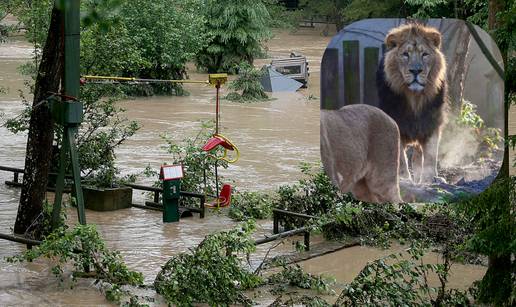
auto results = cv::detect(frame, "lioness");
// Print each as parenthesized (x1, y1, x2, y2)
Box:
(321, 104, 403, 203)
(376, 23, 448, 184)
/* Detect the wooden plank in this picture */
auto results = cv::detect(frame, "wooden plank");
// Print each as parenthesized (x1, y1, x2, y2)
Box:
(343, 40, 360, 105)
(320, 48, 340, 110)
(364, 47, 380, 107)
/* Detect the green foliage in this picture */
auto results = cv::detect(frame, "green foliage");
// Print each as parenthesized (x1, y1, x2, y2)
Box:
(10, 0, 52, 49)
(154, 220, 262, 306)
(270, 295, 331, 307)
(13, 0, 208, 96)
(7, 224, 144, 287)
(455, 100, 503, 158)
(336, 242, 473, 306)
(19, 198, 68, 240)
(404, 0, 455, 18)
(458, 177, 515, 257)
(4, 84, 140, 187)
(318, 202, 428, 248)
(264, 0, 303, 29)
(268, 264, 335, 295)
(0, 1, 17, 42)
(83, 0, 208, 95)
(225, 63, 269, 102)
(339, 0, 404, 25)
(229, 191, 274, 221)
(455, 177, 515, 304)
(274, 162, 354, 228)
(78, 85, 140, 184)
(490, 0, 515, 58)
(161, 121, 228, 197)
(196, 0, 272, 73)
(298, 0, 351, 30)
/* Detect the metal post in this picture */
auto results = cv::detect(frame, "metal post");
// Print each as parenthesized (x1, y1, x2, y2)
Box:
(64, 0, 80, 99)
(68, 127, 85, 224)
(153, 191, 160, 203)
(199, 196, 205, 218)
(214, 159, 219, 204)
(304, 231, 310, 251)
(215, 84, 220, 134)
(273, 211, 279, 234)
(52, 0, 86, 228)
(64, 0, 85, 225)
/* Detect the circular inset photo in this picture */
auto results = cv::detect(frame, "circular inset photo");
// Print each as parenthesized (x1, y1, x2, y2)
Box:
(320, 18, 505, 203)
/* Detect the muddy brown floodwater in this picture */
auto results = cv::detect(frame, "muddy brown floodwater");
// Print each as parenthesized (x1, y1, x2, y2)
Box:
(0, 26, 505, 305)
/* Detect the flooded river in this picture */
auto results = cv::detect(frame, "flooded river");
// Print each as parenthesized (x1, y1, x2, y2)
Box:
(0, 26, 506, 305)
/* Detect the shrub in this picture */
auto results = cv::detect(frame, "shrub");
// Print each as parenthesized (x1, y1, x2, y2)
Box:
(154, 221, 262, 306)
(274, 162, 354, 228)
(268, 264, 335, 295)
(160, 121, 228, 196)
(456, 100, 503, 159)
(7, 224, 144, 287)
(229, 191, 274, 221)
(456, 176, 516, 304)
(335, 242, 473, 306)
(225, 63, 269, 102)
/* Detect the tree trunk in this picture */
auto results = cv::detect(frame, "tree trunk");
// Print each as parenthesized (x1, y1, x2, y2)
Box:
(478, 1, 513, 305)
(446, 21, 470, 111)
(14, 6, 63, 236)
(478, 254, 514, 305)
(488, 0, 504, 32)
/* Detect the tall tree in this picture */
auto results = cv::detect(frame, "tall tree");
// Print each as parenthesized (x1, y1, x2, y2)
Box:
(196, 0, 271, 73)
(473, 0, 515, 303)
(14, 4, 63, 236)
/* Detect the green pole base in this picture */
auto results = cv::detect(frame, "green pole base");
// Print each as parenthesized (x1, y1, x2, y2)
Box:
(163, 200, 180, 223)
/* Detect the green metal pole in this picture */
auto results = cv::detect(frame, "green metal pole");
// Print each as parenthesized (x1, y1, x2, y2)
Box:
(64, 0, 80, 99)
(63, 0, 86, 225)
(68, 127, 86, 224)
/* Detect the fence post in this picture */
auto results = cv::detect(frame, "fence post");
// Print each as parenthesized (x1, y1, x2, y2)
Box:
(304, 231, 310, 251)
(343, 40, 360, 105)
(273, 211, 279, 234)
(364, 47, 380, 106)
(321, 48, 340, 110)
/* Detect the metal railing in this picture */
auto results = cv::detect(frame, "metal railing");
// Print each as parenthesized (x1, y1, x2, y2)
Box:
(126, 183, 205, 218)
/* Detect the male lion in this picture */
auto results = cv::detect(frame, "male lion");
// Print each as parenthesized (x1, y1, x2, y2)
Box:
(377, 23, 448, 184)
(321, 104, 403, 203)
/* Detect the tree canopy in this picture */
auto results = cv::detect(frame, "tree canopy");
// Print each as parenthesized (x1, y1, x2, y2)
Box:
(196, 0, 272, 73)
(11, 0, 208, 95)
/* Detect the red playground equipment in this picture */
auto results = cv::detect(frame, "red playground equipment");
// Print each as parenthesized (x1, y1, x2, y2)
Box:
(205, 184, 232, 208)
(202, 74, 239, 208)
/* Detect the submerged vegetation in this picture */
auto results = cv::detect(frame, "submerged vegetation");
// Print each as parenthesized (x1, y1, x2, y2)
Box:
(154, 221, 261, 306)
(160, 121, 228, 197)
(225, 63, 269, 102)
(336, 242, 474, 306)
(7, 224, 144, 305)
(229, 191, 275, 221)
